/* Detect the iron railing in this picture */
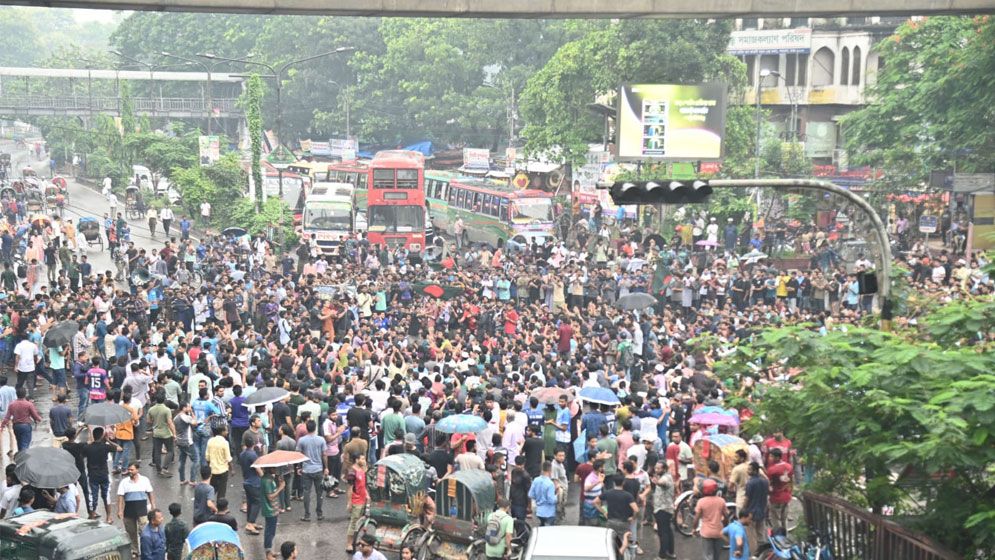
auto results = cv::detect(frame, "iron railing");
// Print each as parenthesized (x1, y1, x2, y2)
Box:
(802, 491, 961, 560)
(0, 95, 240, 116)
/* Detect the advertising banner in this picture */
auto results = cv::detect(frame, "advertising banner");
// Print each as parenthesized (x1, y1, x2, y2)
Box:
(198, 135, 220, 166)
(463, 148, 491, 170)
(728, 28, 813, 55)
(310, 141, 332, 156)
(804, 122, 837, 158)
(617, 83, 727, 161)
(329, 138, 358, 159)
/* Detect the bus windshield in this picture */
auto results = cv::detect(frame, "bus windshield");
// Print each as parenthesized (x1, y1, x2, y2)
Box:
(512, 198, 553, 223)
(304, 204, 352, 230)
(368, 205, 425, 232)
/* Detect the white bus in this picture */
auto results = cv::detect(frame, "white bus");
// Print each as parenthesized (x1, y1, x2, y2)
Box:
(301, 183, 359, 255)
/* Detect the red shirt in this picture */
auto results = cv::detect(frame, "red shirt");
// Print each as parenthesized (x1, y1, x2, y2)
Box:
(503, 309, 519, 335)
(767, 461, 794, 504)
(350, 466, 368, 505)
(764, 437, 793, 467)
(2, 399, 42, 425)
(556, 323, 573, 353)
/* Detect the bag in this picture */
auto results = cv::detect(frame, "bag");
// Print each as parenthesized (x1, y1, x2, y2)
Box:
(485, 510, 508, 546)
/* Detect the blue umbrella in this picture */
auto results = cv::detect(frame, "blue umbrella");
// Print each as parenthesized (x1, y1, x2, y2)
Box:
(579, 386, 621, 406)
(435, 414, 488, 434)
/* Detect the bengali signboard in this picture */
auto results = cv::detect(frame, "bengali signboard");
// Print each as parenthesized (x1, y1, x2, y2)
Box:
(462, 148, 491, 170)
(617, 83, 727, 161)
(728, 27, 813, 55)
(329, 138, 358, 159)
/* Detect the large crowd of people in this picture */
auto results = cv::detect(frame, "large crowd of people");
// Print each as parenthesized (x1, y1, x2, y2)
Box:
(0, 160, 991, 560)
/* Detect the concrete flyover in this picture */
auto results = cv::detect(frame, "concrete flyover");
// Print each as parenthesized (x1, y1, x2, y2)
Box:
(4, 0, 995, 17)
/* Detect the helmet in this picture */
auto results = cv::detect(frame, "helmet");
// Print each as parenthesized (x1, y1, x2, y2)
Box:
(701, 478, 719, 497)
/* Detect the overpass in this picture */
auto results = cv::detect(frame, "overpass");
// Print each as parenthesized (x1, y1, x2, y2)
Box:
(2, 0, 994, 17)
(0, 95, 241, 118)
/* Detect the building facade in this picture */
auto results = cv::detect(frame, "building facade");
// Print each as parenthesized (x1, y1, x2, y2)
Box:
(729, 17, 909, 170)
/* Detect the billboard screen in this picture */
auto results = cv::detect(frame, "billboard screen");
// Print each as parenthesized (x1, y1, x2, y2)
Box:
(617, 83, 727, 161)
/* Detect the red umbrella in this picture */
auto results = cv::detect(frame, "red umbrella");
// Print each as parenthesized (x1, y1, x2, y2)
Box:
(252, 450, 308, 468)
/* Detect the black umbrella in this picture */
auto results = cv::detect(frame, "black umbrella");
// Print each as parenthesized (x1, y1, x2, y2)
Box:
(83, 402, 133, 426)
(245, 387, 289, 407)
(222, 227, 248, 238)
(615, 292, 657, 310)
(43, 320, 79, 349)
(14, 447, 80, 488)
(643, 234, 666, 249)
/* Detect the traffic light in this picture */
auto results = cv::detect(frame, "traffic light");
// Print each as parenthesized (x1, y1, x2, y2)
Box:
(608, 179, 713, 205)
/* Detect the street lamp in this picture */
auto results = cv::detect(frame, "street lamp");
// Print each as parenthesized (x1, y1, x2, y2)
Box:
(327, 80, 351, 140)
(110, 50, 162, 121)
(161, 51, 226, 135)
(755, 68, 780, 179)
(198, 47, 355, 151)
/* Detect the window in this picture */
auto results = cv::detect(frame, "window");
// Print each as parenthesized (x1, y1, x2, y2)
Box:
(498, 198, 509, 222)
(840, 47, 850, 85)
(797, 53, 808, 86)
(358, 173, 368, 190)
(811, 47, 835, 87)
(449, 186, 458, 205)
(471, 191, 483, 212)
(741, 17, 758, 29)
(789, 17, 809, 27)
(759, 55, 779, 86)
(852, 46, 862, 85)
(455, 188, 466, 209)
(396, 169, 418, 189)
(481, 194, 493, 216)
(368, 205, 425, 233)
(373, 169, 394, 189)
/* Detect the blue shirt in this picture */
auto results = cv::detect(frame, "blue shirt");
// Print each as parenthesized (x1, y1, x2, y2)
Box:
(114, 335, 133, 359)
(229, 395, 250, 429)
(722, 520, 749, 560)
(580, 411, 606, 439)
(296, 434, 327, 474)
(140, 523, 167, 560)
(191, 398, 221, 432)
(527, 475, 558, 519)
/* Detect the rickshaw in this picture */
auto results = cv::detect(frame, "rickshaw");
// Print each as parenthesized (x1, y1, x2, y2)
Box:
(45, 184, 62, 211)
(51, 176, 69, 201)
(353, 454, 430, 555)
(184, 521, 244, 560)
(417, 469, 523, 560)
(0, 153, 10, 182)
(673, 433, 744, 537)
(0, 510, 131, 560)
(21, 167, 38, 181)
(24, 190, 44, 213)
(125, 185, 143, 219)
(77, 216, 103, 250)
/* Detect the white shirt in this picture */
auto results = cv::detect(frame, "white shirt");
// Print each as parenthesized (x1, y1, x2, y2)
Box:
(102, 177, 112, 193)
(117, 474, 153, 499)
(14, 340, 39, 372)
(160, 207, 174, 221)
(200, 202, 211, 217)
(108, 193, 119, 208)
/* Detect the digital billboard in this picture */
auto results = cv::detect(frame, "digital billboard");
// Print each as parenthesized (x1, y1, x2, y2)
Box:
(616, 83, 727, 161)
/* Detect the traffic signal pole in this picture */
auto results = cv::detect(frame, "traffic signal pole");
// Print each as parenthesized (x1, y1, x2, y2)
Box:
(603, 178, 894, 330)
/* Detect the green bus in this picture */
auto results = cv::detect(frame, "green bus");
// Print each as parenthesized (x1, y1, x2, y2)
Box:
(425, 170, 555, 248)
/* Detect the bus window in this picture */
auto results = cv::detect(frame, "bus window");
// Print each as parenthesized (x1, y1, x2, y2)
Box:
(482, 194, 495, 216)
(358, 173, 368, 189)
(448, 186, 458, 205)
(397, 169, 418, 189)
(498, 198, 509, 222)
(438, 181, 447, 202)
(456, 188, 466, 209)
(373, 169, 394, 189)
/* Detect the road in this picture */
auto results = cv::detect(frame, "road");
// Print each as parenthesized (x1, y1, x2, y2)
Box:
(5, 144, 701, 559)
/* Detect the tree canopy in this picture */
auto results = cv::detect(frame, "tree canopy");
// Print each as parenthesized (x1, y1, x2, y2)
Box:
(842, 16, 995, 187)
(713, 293, 995, 555)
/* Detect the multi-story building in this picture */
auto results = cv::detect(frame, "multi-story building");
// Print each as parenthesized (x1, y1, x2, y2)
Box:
(728, 17, 909, 181)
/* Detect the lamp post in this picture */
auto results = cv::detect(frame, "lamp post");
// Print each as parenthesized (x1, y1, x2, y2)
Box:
(754, 68, 779, 179)
(198, 47, 355, 151)
(327, 80, 351, 140)
(161, 51, 224, 135)
(110, 50, 163, 121)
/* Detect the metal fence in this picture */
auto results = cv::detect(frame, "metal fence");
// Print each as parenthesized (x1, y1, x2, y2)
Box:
(802, 491, 961, 560)
(0, 95, 240, 116)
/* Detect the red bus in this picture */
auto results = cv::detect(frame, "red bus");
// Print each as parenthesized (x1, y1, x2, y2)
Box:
(366, 150, 426, 252)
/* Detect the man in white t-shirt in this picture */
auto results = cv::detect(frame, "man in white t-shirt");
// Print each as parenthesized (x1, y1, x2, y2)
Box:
(102, 176, 112, 197)
(200, 201, 211, 225)
(13, 338, 40, 397)
(108, 193, 119, 219)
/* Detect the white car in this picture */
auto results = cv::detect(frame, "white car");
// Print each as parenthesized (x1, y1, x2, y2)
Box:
(522, 526, 621, 560)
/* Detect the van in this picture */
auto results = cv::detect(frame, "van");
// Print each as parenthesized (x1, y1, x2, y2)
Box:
(0, 511, 132, 560)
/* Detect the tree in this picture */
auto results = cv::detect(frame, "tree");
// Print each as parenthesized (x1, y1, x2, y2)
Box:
(519, 19, 743, 165)
(171, 153, 246, 226)
(713, 296, 995, 556)
(241, 74, 264, 211)
(842, 16, 995, 189)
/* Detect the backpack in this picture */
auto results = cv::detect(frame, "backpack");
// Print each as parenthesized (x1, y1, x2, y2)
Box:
(485, 510, 508, 546)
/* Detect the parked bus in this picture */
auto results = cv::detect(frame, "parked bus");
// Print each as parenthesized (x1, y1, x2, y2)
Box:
(301, 184, 358, 255)
(425, 171, 555, 248)
(367, 150, 426, 252)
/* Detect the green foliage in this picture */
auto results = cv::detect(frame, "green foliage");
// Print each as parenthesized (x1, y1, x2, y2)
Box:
(230, 197, 296, 247)
(715, 299, 995, 555)
(520, 19, 742, 165)
(842, 16, 995, 189)
(241, 74, 264, 209)
(170, 153, 246, 226)
(123, 130, 199, 183)
(0, 7, 116, 66)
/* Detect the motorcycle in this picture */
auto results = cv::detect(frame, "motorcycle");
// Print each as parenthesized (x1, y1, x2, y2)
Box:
(757, 527, 832, 560)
